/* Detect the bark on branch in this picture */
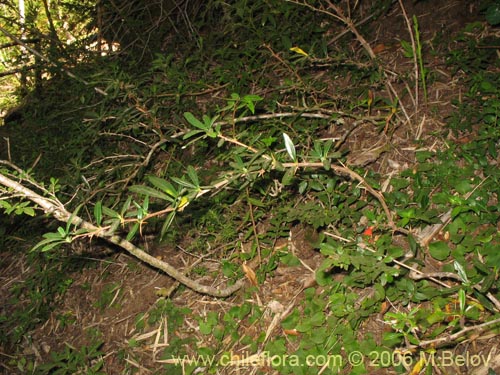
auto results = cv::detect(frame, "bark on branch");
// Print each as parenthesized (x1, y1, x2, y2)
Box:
(0, 168, 245, 298)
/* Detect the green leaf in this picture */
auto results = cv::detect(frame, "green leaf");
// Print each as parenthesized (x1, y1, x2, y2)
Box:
(186, 165, 200, 186)
(66, 205, 82, 232)
(281, 168, 295, 186)
(486, 3, 500, 25)
(261, 136, 277, 147)
(127, 223, 139, 241)
(102, 206, 119, 218)
(41, 241, 66, 252)
(22, 207, 35, 216)
(160, 211, 176, 239)
(43, 232, 65, 239)
(94, 201, 102, 226)
(182, 129, 204, 140)
(57, 226, 68, 237)
(309, 311, 325, 326)
(120, 196, 132, 217)
(428, 241, 450, 261)
(148, 176, 178, 197)
(454, 261, 469, 284)
(184, 112, 206, 129)
(383, 332, 404, 347)
(400, 39, 413, 58)
(455, 180, 472, 194)
(171, 176, 197, 190)
(458, 289, 466, 313)
(199, 320, 213, 335)
(129, 185, 173, 202)
(247, 197, 266, 207)
(283, 133, 297, 161)
(407, 234, 417, 255)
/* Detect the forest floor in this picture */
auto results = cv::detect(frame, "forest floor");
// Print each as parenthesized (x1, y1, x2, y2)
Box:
(1, 1, 499, 374)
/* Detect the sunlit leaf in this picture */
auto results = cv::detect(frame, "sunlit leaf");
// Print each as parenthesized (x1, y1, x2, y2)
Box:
(283, 133, 297, 161)
(129, 185, 173, 202)
(290, 46, 309, 57)
(57, 226, 67, 237)
(454, 261, 469, 284)
(147, 176, 178, 197)
(177, 196, 190, 211)
(23, 207, 35, 216)
(458, 289, 466, 313)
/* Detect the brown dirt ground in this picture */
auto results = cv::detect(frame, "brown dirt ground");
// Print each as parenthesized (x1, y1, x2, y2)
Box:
(1, 1, 499, 374)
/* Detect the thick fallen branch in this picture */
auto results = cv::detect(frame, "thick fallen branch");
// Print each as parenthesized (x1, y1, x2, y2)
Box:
(0, 168, 245, 298)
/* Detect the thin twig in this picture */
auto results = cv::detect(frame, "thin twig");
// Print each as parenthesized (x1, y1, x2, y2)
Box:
(414, 317, 500, 349)
(398, 0, 419, 109)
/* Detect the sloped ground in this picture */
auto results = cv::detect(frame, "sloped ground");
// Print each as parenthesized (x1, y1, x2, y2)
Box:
(1, 1, 499, 374)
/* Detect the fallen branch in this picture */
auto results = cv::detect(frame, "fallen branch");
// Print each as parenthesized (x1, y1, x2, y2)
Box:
(413, 317, 500, 350)
(0, 167, 245, 298)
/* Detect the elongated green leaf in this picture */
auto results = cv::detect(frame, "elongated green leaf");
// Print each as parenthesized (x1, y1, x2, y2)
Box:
(147, 176, 178, 197)
(283, 133, 297, 161)
(160, 211, 176, 239)
(183, 130, 204, 142)
(102, 206, 119, 218)
(22, 207, 35, 216)
(243, 94, 263, 102)
(31, 237, 64, 252)
(127, 223, 139, 241)
(121, 196, 132, 217)
(129, 185, 174, 202)
(94, 201, 102, 226)
(458, 289, 466, 313)
(187, 165, 200, 186)
(66, 204, 82, 232)
(57, 226, 68, 237)
(41, 241, 66, 252)
(184, 112, 206, 130)
(454, 261, 469, 284)
(43, 231, 65, 239)
(171, 176, 197, 190)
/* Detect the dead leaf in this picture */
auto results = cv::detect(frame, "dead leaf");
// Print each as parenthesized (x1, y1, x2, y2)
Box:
(242, 263, 258, 287)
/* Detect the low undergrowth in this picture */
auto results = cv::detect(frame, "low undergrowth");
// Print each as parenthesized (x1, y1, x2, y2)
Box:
(1, 1, 499, 374)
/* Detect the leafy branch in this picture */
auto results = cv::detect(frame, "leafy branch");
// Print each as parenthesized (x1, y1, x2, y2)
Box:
(0, 164, 244, 297)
